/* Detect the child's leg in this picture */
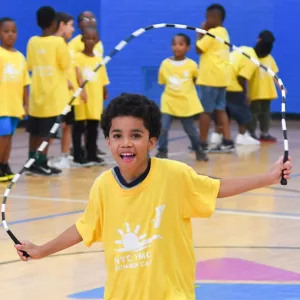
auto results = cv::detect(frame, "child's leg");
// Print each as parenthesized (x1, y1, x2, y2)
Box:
(72, 120, 85, 162)
(157, 114, 173, 154)
(259, 100, 276, 142)
(3, 135, 12, 164)
(180, 117, 208, 161)
(86, 120, 99, 161)
(259, 100, 271, 134)
(247, 101, 261, 137)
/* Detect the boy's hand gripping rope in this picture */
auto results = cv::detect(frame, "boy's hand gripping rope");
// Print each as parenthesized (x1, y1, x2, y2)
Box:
(1, 24, 289, 258)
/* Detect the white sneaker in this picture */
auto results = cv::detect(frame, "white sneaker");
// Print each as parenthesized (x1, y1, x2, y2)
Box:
(48, 156, 70, 169)
(235, 132, 260, 145)
(210, 132, 223, 145)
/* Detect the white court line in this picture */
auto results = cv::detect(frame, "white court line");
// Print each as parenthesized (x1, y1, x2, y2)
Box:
(216, 209, 300, 221)
(2, 194, 300, 221)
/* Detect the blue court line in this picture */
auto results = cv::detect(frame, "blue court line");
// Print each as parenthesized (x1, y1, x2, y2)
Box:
(0, 210, 84, 227)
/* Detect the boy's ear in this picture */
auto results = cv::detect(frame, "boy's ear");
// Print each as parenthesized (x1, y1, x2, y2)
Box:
(148, 137, 157, 151)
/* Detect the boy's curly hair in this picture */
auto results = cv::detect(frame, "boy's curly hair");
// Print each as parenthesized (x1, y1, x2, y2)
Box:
(101, 93, 161, 139)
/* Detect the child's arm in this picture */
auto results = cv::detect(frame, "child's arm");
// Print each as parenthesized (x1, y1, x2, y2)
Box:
(75, 66, 87, 102)
(15, 224, 82, 262)
(196, 22, 209, 54)
(218, 156, 292, 198)
(103, 86, 108, 100)
(23, 85, 29, 116)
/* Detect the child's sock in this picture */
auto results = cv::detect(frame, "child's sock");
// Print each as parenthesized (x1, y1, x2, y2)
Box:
(36, 153, 47, 165)
(29, 151, 35, 159)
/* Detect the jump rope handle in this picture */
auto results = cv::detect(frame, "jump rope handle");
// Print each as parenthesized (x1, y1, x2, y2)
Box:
(280, 154, 289, 186)
(7, 230, 30, 258)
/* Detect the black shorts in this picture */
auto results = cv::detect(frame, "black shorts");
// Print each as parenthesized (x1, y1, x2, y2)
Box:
(26, 115, 59, 138)
(226, 92, 252, 125)
(61, 106, 74, 125)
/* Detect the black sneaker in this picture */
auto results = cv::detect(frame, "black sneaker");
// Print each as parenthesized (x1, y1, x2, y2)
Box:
(3, 163, 15, 180)
(200, 142, 209, 153)
(210, 143, 235, 153)
(260, 134, 277, 143)
(155, 151, 168, 159)
(0, 164, 9, 182)
(88, 156, 106, 166)
(73, 158, 94, 167)
(195, 150, 209, 162)
(25, 162, 53, 176)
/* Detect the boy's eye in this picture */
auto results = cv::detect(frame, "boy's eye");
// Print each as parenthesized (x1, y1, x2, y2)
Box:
(113, 134, 121, 139)
(132, 133, 142, 139)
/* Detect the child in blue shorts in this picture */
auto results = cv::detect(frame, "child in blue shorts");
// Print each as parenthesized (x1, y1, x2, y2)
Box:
(0, 17, 30, 181)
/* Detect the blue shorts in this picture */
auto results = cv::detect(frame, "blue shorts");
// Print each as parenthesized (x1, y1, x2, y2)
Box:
(199, 86, 226, 113)
(0, 117, 19, 136)
(226, 92, 252, 125)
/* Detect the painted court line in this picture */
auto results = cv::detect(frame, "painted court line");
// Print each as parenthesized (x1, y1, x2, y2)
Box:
(0, 210, 84, 227)
(3, 205, 300, 228)
(5, 194, 87, 203)
(216, 209, 300, 221)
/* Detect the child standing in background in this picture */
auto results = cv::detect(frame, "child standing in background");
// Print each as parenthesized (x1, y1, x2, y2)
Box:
(50, 12, 88, 170)
(0, 17, 30, 181)
(73, 26, 109, 166)
(196, 4, 234, 153)
(248, 30, 279, 142)
(68, 11, 104, 59)
(156, 33, 208, 161)
(26, 6, 71, 175)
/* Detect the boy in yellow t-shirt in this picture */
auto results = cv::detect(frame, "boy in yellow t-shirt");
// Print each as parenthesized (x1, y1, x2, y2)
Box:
(16, 93, 292, 300)
(0, 17, 30, 182)
(50, 12, 87, 170)
(196, 4, 234, 153)
(68, 11, 104, 59)
(25, 6, 71, 176)
(248, 31, 279, 143)
(155, 33, 207, 161)
(72, 27, 109, 166)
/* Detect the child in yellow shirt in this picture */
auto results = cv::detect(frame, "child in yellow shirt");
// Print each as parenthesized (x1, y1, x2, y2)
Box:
(0, 17, 30, 182)
(196, 4, 234, 153)
(155, 33, 207, 161)
(50, 12, 88, 170)
(25, 6, 71, 176)
(68, 11, 104, 59)
(247, 31, 279, 143)
(73, 26, 109, 166)
(16, 93, 292, 300)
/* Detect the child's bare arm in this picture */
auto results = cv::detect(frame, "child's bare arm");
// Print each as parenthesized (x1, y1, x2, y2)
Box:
(103, 86, 108, 100)
(15, 224, 82, 262)
(218, 156, 292, 198)
(23, 85, 29, 116)
(75, 67, 87, 102)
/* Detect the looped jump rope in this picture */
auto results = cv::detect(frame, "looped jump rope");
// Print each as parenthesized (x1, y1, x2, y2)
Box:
(1, 24, 289, 258)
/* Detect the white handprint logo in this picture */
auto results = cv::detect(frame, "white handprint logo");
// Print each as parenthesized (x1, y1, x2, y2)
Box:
(114, 205, 165, 253)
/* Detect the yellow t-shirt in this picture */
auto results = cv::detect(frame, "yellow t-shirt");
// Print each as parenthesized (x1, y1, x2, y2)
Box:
(76, 158, 220, 300)
(196, 26, 230, 87)
(159, 58, 203, 117)
(68, 34, 104, 58)
(73, 53, 109, 121)
(67, 48, 80, 106)
(0, 47, 30, 118)
(248, 55, 279, 101)
(27, 36, 71, 117)
(227, 46, 258, 92)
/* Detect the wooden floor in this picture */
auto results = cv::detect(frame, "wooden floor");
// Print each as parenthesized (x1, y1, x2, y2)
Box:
(1, 120, 300, 300)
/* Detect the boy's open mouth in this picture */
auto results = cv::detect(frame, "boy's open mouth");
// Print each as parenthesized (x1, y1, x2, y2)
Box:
(120, 153, 136, 162)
